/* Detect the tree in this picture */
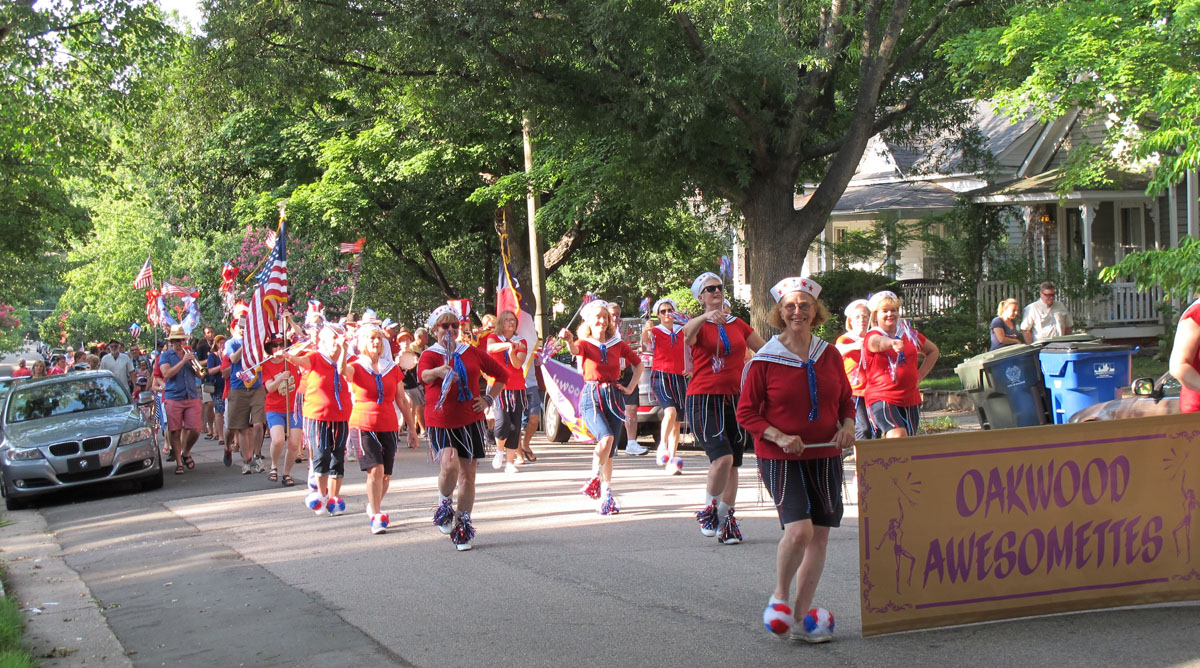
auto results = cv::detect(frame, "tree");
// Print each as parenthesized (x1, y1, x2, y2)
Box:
(946, 0, 1200, 195)
(196, 0, 1008, 330)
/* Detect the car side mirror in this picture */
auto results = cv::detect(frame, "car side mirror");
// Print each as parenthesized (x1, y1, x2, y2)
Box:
(137, 391, 155, 406)
(1130, 377, 1155, 397)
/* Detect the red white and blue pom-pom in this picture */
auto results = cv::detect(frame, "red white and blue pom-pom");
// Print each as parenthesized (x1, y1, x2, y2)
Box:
(305, 491, 326, 511)
(658, 451, 671, 466)
(803, 607, 835, 635)
(580, 475, 601, 499)
(432, 499, 455, 528)
(451, 513, 476, 545)
(599, 494, 621, 515)
(763, 601, 794, 636)
(327, 496, 346, 516)
(668, 456, 684, 474)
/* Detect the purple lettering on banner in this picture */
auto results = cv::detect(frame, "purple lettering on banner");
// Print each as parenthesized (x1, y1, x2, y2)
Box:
(1054, 460, 1081, 508)
(1142, 516, 1163, 563)
(994, 531, 1017, 579)
(1110, 456, 1130, 502)
(1082, 458, 1109, 505)
(923, 539, 944, 588)
(1123, 515, 1142, 565)
(1018, 528, 1045, 575)
(1074, 520, 1095, 569)
(985, 469, 1004, 518)
(1091, 519, 1112, 567)
(1106, 518, 1126, 567)
(947, 536, 973, 583)
(974, 531, 995, 581)
(1005, 465, 1029, 516)
(540, 358, 595, 442)
(1047, 522, 1074, 573)
(956, 469, 983, 518)
(1025, 460, 1055, 511)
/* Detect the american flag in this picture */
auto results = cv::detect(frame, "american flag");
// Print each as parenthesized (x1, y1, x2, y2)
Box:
(133, 256, 154, 290)
(161, 281, 189, 297)
(581, 292, 598, 306)
(241, 220, 288, 379)
(129, 322, 142, 339)
(339, 237, 365, 254)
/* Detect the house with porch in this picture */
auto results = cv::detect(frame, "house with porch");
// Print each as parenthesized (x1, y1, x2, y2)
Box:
(730, 100, 1200, 338)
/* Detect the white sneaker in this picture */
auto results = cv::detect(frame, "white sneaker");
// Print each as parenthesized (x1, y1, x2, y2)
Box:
(491, 450, 505, 470)
(625, 442, 648, 456)
(504, 462, 519, 474)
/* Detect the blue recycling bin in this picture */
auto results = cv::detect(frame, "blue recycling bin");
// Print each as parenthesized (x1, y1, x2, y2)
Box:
(955, 344, 1049, 429)
(1038, 342, 1133, 424)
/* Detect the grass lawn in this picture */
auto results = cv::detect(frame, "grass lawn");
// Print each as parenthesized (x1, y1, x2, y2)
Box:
(1130, 355, 1169, 381)
(920, 375, 963, 391)
(0, 547, 35, 668)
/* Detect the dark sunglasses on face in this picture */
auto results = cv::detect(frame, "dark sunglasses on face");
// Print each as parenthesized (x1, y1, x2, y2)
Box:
(701, 284, 723, 295)
(658, 308, 674, 314)
(1043, 292, 1056, 298)
(438, 322, 460, 331)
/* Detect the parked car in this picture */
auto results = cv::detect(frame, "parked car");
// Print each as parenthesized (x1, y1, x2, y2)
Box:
(0, 371, 162, 510)
(1068, 372, 1181, 423)
(0, 376, 15, 402)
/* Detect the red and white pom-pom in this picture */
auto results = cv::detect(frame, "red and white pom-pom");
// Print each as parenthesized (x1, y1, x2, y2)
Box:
(802, 607, 835, 635)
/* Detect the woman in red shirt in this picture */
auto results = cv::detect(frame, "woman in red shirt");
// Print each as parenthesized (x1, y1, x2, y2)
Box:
(261, 337, 302, 486)
(559, 299, 643, 514)
(284, 323, 352, 517)
(682, 271, 766, 544)
(344, 323, 419, 535)
(737, 276, 855, 642)
(861, 291, 939, 438)
(1171, 296, 1200, 413)
(486, 310, 529, 474)
(834, 299, 875, 441)
(641, 297, 688, 472)
(420, 305, 508, 551)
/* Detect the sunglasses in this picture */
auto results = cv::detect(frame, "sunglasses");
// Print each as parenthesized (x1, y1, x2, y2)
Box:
(658, 308, 675, 314)
(438, 322, 460, 331)
(1042, 292, 1057, 298)
(700, 284, 724, 295)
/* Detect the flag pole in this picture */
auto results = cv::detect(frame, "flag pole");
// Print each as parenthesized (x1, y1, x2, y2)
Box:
(347, 250, 363, 316)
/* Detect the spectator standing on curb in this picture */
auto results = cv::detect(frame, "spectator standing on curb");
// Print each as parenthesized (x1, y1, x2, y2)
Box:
(1021, 282, 1073, 343)
(1171, 295, 1200, 414)
(99, 340, 134, 394)
(990, 298, 1022, 350)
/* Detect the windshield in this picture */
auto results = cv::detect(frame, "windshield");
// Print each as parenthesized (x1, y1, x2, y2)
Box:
(6, 377, 130, 423)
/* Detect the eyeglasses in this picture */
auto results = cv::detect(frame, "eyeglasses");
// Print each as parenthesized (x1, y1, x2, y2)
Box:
(700, 284, 724, 295)
(658, 308, 675, 314)
(438, 323, 460, 331)
(1042, 292, 1057, 298)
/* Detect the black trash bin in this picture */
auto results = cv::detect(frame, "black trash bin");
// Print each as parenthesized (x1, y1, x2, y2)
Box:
(955, 344, 1050, 430)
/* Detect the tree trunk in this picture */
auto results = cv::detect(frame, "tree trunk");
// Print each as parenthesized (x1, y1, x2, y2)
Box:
(741, 178, 826, 335)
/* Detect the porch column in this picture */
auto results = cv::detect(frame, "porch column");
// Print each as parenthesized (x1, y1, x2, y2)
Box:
(1113, 204, 1123, 263)
(1080, 203, 1095, 271)
(1056, 205, 1065, 273)
(1146, 199, 1159, 250)
(1023, 206, 1037, 268)
(1170, 181, 1180, 247)
(1189, 169, 1199, 237)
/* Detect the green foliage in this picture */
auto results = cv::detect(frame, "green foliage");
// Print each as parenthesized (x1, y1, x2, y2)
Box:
(916, 308, 990, 373)
(808, 268, 897, 336)
(993, 256, 1109, 310)
(820, 218, 919, 277)
(0, 587, 32, 668)
(946, 0, 1200, 195)
(918, 202, 1012, 314)
(1099, 236, 1200, 300)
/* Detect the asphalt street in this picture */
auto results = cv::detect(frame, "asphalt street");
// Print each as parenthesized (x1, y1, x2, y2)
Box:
(3, 426, 1200, 667)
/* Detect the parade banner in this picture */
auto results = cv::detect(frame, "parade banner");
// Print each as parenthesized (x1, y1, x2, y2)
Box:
(857, 412, 1200, 636)
(539, 357, 595, 442)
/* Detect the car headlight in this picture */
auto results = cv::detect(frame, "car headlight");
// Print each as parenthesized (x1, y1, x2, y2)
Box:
(118, 428, 152, 446)
(8, 447, 44, 461)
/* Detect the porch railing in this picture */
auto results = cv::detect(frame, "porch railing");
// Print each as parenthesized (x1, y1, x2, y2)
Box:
(975, 281, 1164, 326)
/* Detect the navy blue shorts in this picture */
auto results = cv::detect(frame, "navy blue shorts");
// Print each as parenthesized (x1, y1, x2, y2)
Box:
(355, 429, 398, 475)
(650, 370, 687, 410)
(868, 401, 920, 436)
(685, 393, 751, 466)
(304, 418, 348, 478)
(429, 421, 487, 460)
(758, 456, 844, 528)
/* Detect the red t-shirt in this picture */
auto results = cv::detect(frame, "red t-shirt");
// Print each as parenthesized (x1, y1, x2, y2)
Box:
(649, 325, 686, 374)
(737, 350, 854, 460)
(220, 355, 231, 400)
(835, 333, 867, 397)
(300, 352, 352, 422)
(487, 335, 528, 391)
(577, 339, 639, 382)
(1181, 298, 1200, 414)
(861, 328, 928, 407)
(687, 317, 755, 396)
(260, 358, 298, 414)
(419, 345, 509, 429)
(347, 359, 403, 431)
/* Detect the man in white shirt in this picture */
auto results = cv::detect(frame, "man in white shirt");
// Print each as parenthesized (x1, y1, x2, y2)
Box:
(99, 339, 135, 393)
(1021, 282, 1073, 343)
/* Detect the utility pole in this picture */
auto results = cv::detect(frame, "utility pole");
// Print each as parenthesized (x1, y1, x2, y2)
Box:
(523, 113, 548, 339)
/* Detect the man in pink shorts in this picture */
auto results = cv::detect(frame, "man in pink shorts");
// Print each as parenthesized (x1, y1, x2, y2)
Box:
(159, 325, 204, 474)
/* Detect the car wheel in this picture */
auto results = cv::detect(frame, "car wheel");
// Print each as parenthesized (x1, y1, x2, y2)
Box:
(542, 397, 571, 443)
